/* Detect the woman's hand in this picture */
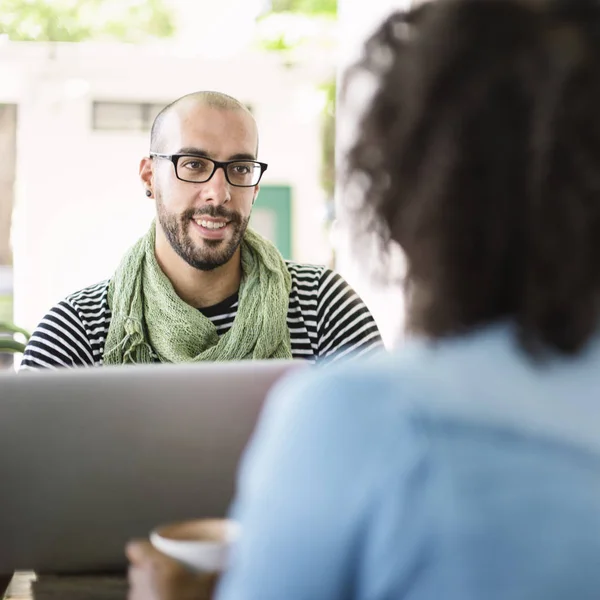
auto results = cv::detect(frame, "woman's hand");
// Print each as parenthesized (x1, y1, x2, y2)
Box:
(126, 540, 218, 600)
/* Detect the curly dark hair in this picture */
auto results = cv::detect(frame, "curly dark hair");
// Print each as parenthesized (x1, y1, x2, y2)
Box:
(345, 0, 600, 356)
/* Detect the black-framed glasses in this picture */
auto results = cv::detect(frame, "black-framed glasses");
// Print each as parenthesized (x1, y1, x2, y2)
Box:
(150, 153, 268, 187)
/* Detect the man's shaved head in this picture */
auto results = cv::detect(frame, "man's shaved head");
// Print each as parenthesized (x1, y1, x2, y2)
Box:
(150, 91, 255, 153)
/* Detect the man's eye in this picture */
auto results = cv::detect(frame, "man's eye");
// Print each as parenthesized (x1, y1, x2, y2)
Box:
(182, 159, 209, 171)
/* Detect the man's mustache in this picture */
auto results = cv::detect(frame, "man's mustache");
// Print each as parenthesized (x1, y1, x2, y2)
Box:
(183, 206, 241, 224)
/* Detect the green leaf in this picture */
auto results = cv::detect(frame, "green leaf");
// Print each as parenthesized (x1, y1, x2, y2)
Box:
(0, 321, 31, 340)
(0, 338, 27, 353)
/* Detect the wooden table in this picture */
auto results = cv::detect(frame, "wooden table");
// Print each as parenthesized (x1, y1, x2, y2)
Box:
(2, 571, 128, 599)
(2, 572, 36, 599)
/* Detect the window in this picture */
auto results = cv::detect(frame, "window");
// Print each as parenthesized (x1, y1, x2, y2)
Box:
(92, 101, 166, 131)
(92, 100, 254, 131)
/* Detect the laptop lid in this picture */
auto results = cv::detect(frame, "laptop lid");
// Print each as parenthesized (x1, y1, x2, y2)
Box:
(0, 359, 306, 574)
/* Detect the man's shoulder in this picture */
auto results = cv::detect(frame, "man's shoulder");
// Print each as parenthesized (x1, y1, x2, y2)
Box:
(284, 261, 358, 291)
(284, 261, 353, 293)
(63, 279, 111, 310)
(285, 261, 329, 280)
(51, 280, 112, 325)
(22, 280, 111, 370)
(284, 262, 328, 300)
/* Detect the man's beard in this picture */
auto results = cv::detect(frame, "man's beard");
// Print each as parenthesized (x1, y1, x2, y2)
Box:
(157, 199, 249, 271)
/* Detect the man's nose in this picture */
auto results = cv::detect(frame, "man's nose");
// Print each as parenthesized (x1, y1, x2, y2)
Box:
(203, 166, 231, 204)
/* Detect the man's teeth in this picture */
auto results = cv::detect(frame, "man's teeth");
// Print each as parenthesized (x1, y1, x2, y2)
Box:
(196, 220, 226, 230)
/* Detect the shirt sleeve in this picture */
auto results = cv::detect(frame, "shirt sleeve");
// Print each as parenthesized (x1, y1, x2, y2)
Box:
(316, 269, 384, 364)
(215, 366, 429, 600)
(20, 300, 96, 370)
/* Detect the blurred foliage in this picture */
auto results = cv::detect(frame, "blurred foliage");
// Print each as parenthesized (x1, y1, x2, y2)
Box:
(320, 79, 336, 200)
(256, 16, 333, 53)
(260, 33, 291, 52)
(258, 1, 337, 217)
(258, 0, 335, 52)
(0, 320, 30, 354)
(0, 294, 12, 324)
(0, 0, 175, 43)
(268, 0, 335, 16)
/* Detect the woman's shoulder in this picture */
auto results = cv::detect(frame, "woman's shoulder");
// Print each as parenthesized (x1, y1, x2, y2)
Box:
(268, 322, 600, 453)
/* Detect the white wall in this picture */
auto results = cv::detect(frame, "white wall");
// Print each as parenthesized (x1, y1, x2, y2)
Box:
(0, 42, 334, 331)
(334, 0, 412, 348)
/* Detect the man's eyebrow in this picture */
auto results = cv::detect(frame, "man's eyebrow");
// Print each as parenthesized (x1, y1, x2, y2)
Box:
(176, 147, 210, 156)
(176, 147, 257, 161)
(228, 152, 257, 161)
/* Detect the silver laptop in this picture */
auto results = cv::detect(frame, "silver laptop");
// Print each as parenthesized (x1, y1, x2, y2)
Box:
(0, 360, 306, 574)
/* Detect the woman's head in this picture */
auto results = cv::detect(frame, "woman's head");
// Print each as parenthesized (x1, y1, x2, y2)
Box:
(347, 0, 600, 355)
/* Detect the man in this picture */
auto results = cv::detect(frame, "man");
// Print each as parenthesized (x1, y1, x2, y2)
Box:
(21, 91, 382, 369)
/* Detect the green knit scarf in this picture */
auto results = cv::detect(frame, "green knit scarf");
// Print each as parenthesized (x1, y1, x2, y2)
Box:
(103, 223, 292, 364)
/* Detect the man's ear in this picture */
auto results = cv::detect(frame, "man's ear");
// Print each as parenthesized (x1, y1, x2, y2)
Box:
(140, 156, 154, 196)
(252, 184, 260, 206)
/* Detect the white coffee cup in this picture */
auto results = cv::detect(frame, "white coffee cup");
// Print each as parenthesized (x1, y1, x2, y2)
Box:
(150, 518, 239, 573)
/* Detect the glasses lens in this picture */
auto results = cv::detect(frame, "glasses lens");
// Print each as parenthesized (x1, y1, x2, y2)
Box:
(176, 156, 214, 182)
(227, 161, 262, 186)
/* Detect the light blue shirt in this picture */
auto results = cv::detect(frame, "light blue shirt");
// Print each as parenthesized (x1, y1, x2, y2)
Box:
(217, 323, 600, 600)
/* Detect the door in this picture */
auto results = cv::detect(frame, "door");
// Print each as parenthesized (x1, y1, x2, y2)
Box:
(250, 184, 292, 260)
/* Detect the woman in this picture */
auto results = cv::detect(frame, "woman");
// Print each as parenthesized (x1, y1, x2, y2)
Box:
(128, 0, 600, 598)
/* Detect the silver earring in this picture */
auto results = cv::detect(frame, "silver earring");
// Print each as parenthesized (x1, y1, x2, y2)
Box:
(146, 189, 152, 197)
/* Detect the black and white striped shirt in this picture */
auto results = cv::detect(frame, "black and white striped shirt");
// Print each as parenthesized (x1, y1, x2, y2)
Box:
(21, 262, 383, 370)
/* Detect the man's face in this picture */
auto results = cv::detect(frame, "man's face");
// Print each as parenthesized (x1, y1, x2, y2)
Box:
(148, 105, 260, 271)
